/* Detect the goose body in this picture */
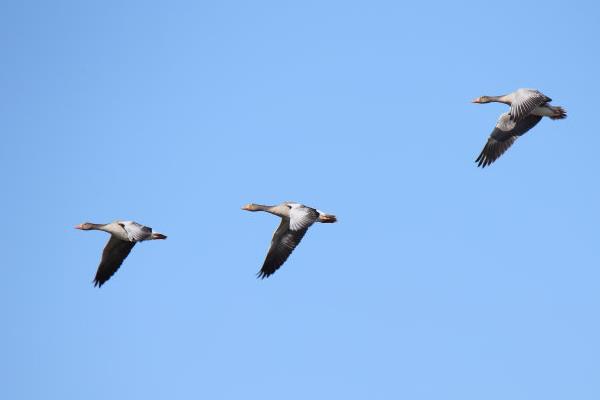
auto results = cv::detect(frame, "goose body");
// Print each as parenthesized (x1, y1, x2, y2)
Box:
(75, 220, 167, 287)
(242, 202, 337, 278)
(472, 88, 566, 167)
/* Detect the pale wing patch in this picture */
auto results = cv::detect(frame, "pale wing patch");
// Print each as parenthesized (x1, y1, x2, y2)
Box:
(496, 113, 516, 132)
(120, 221, 153, 242)
(510, 89, 550, 122)
(475, 112, 542, 168)
(289, 206, 319, 231)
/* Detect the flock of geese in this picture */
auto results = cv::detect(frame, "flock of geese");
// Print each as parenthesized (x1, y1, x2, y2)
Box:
(77, 88, 567, 287)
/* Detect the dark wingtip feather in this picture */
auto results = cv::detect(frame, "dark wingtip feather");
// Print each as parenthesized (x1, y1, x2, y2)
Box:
(256, 270, 272, 279)
(475, 147, 488, 168)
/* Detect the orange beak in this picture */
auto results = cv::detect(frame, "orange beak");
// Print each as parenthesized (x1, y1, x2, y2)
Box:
(74, 224, 83, 229)
(471, 97, 481, 103)
(241, 204, 251, 211)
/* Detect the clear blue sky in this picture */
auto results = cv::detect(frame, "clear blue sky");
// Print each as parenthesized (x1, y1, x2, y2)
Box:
(1, 1, 599, 399)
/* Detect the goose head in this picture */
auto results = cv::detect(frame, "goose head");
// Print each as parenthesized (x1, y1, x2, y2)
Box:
(242, 204, 260, 211)
(472, 96, 493, 104)
(75, 222, 94, 230)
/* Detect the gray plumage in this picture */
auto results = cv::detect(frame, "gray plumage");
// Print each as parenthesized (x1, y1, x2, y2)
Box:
(75, 220, 167, 287)
(242, 202, 336, 278)
(472, 88, 566, 167)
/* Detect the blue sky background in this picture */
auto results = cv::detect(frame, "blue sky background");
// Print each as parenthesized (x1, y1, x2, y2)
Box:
(1, 1, 599, 399)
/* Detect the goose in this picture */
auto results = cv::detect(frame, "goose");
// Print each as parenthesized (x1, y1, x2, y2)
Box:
(242, 202, 337, 278)
(75, 221, 167, 287)
(472, 88, 566, 168)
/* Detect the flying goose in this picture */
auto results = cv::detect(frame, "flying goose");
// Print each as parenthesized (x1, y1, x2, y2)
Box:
(242, 202, 337, 278)
(75, 221, 167, 287)
(472, 88, 566, 168)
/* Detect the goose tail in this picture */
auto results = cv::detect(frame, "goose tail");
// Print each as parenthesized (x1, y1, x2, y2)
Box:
(318, 213, 337, 223)
(550, 106, 567, 120)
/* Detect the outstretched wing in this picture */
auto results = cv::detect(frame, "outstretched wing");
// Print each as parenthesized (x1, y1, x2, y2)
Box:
(119, 221, 153, 242)
(93, 236, 136, 287)
(258, 218, 311, 279)
(509, 89, 551, 121)
(475, 113, 542, 168)
(288, 206, 319, 231)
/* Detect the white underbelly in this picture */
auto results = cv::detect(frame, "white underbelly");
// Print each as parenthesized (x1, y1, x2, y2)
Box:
(531, 106, 554, 117)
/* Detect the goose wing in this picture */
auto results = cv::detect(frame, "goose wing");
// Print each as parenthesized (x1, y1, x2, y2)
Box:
(509, 89, 551, 121)
(475, 113, 542, 168)
(258, 212, 316, 278)
(119, 221, 152, 242)
(288, 205, 319, 231)
(93, 236, 136, 287)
